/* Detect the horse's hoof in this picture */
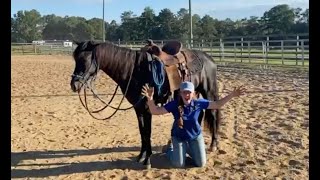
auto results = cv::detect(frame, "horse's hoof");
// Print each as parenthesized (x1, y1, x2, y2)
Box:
(137, 157, 145, 163)
(208, 146, 218, 152)
(136, 152, 146, 163)
(144, 164, 152, 169)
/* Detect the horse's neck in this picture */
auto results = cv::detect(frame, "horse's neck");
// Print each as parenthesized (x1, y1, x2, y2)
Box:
(98, 45, 138, 85)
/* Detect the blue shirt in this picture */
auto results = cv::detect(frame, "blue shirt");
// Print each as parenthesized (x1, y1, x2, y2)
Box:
(164, 98, 210, 141)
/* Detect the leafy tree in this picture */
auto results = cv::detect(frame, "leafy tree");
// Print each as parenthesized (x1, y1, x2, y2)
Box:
(73, 21, 94, 41)
(88, 18, 104, 40)
(11, 4, 309, 42)
(118, 11, 140, 40)
(260, 4, 295, 34)
(12, 9, 42, 42)
(214, 18, 235, 37)
(137, 7, 157, 40)
(155, 8, 180, 40)
(176, 8, 190, 40)
(196, 15, 217, 40)
(42, 18, 68, 40)
(105, 20, 120, 41)
(301, 9, 309, 24)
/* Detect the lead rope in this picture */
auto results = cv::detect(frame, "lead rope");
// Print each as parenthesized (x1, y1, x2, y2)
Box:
(78, 51, 144, 120)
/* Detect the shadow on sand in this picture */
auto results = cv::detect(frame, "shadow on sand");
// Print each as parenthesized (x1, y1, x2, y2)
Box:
(11, 146, 173, 178)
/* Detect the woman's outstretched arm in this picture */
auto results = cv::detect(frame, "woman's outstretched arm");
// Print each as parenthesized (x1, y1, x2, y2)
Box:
(207, 86, 246, 109)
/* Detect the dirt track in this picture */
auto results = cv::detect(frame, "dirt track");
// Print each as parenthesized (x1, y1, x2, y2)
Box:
(11, 55, 309, 179)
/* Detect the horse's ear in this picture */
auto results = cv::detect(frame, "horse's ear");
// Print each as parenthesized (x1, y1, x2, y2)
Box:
(73, 40, 81, 46)
(146, 39, 155, 46)
(87, 41, 100, 49)
(150, 45, 161, 56)
(88, 40, 97, 45)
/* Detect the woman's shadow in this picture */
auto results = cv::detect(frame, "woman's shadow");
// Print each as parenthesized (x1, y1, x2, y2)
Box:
(11, 146, 172, 179)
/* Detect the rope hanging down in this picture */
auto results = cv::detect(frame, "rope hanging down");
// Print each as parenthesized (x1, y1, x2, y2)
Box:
(151, 59, 165, 96)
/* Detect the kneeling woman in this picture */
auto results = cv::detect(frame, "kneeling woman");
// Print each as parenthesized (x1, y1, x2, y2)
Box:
(142, 81, 246, 168)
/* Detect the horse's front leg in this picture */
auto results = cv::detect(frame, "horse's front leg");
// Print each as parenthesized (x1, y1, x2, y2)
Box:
(134, 108, 153, 169)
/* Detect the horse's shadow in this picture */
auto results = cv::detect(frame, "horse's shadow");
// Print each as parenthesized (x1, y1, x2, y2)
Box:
(11, 146, 172, 178)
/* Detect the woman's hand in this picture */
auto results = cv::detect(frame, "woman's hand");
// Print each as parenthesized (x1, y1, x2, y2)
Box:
(231, 85, 246, 97)
(141, 84, 154, 100)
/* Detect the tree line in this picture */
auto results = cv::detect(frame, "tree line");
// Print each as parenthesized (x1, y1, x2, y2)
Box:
(11, 4, 308, 43)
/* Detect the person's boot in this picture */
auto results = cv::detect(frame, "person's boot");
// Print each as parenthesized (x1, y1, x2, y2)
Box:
(161, 139, 172, 153)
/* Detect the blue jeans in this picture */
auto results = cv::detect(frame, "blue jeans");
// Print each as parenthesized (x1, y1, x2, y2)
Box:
(165, 133, 206, 168)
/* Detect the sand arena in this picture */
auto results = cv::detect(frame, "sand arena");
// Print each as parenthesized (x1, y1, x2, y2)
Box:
(11, 55, 309, 179)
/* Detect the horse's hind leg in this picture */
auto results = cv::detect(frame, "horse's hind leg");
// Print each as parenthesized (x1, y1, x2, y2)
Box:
(208, 109, 219, 151)
(134, 108, 152, 169)
(199, 85, 220, 151)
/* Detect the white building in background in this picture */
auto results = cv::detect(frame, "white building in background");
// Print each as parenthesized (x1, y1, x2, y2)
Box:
(32, 40, 45, 45)
(63, 41, 73, 47)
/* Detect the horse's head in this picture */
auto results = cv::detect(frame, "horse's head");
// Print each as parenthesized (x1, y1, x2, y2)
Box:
(70, 40, 100, 92)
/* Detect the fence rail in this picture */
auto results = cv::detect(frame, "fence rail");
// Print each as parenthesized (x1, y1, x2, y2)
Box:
(11, 37, 309, 66)
(11, 43, 74, 55)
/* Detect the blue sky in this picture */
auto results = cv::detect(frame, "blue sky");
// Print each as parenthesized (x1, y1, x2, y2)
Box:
(11, 0, 308, 23)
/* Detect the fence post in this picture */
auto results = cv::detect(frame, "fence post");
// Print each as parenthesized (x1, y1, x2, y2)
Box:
(50, 45, 53, 55)
(301, 40, 305, 66)
(265, 40, 269, 65)
(240, 38, 243, 62)
(281, 40, 284, 65)
(248, 41, 251, 63)
(234, 42, 236, 62)
(210, 41, 213, 57)
(219, 39, 221, 61)
(296, 35, 300, 51)
(118, 39, 120, 46)
(295, 37, 299, 66)
(220, 39, 224, 61)
(262, 41, 266, 64)
(33, 44, 37, 54)
(22, 44, 24, 55)
(201, 39, 204, 51)
(266, 36, 269, 52)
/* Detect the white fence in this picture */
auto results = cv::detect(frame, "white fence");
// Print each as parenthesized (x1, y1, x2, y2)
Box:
(11, 36, 309, 66)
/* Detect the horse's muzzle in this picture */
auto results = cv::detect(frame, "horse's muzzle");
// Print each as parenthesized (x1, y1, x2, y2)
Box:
(70, 78, 81, 92)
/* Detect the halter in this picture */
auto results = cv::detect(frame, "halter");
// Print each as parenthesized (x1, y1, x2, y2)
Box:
(71, 50, 99, 85)
(74, 49, 146, 120)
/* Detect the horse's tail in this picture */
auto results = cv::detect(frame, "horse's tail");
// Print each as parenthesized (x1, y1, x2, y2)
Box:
(200, 53, 221, 142)
(203, 79, 221, 135)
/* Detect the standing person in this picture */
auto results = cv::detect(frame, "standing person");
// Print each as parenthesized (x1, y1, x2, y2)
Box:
(141, 81, 246, 168)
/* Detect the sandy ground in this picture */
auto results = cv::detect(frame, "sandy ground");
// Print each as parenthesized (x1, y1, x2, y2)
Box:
(11, 55, 309, 180)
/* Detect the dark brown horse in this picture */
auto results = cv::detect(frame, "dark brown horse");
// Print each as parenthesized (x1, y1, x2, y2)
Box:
(70, 40, 221, 168)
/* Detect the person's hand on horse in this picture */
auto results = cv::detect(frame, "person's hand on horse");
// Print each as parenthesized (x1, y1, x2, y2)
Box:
(142, 84, 154, 100)
(231, 85, 246, 97)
